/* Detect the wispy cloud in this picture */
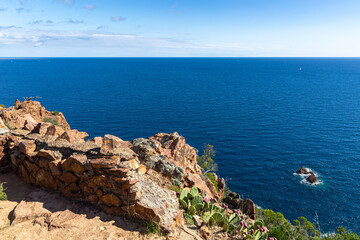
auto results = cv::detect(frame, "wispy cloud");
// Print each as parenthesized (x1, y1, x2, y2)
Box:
(0, 25, 19, 30)
(16, 7, 30, 13)
(0, 8, 7, 12)
(66, 19, 84, 24)
(168, 4, 181, 15)
(96, 25, 108, 30)
(54, 0, 74, 5)
(29, 20, 54, 25)
(85, 5, 96, 10)
(110, 16, 126, 22)
(19, 0, 27, 5)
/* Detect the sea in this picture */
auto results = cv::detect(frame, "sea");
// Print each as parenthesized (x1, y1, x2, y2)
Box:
(0, 58, 359, 234)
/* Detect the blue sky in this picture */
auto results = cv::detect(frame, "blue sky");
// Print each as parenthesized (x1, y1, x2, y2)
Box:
(0, 0, 359, 57)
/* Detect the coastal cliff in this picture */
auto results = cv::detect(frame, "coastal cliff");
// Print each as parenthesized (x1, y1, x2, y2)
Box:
(0, 100, 234, 234)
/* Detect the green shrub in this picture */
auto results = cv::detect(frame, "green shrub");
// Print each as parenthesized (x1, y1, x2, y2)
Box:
(197, 144, 218, 173)
(293, 216, 320, 237)
(0, 104, 5, 109)
(321, 227, 360, 240)
(0, 182, 7, 201)
(256, 208, 320, 240)
(52, 111, 60, 116)
(142, 220, 164, 235)
(184, 212, 194, 226)
(206, 172, 219, 192)
(177, 187, 267, 238)
(43, 117, 59, 126)
(168, 184, 181, 193)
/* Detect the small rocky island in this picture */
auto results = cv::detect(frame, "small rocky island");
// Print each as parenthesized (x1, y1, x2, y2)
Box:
(297, 166, 318, 184)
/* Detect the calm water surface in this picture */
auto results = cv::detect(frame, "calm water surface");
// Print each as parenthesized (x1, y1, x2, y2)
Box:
(1, 58, 360, 233)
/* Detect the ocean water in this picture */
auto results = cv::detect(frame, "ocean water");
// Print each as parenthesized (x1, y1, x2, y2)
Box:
(1, 58, 360, 233)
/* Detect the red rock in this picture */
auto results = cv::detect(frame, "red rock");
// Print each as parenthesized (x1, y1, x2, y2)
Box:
(24, 160, 40, 174)
(31, 122, 52, 134)
(58, 129, 89, 143)
(60, 172, 78, 184)
(242, 199, 256, 220)
(100, 134, 132, 155)
(90, 156, 120, 169)
(87, 137, 103, 145)
(37, 149, 59, 161)
(38, 159, 49, 169)
(10, 151, 21, 168)
(79, 181, 94, 196)
(49, 160, 62, 176)
(297, 166, 310, 174)
(88, 175, 113, 188)
(14, 99, 21, 109)
(86, 194, 99, 205)
(185, 173, 213, 198)
(46, 125, 65, 137)
(35, 169, 57, 190)
(62, 154, 87, 174)
(106, 168, 130, 176)
(62, 183, 82, 199)
(200, 225, 210, 239)
(18, 164, 31, 184)
(15, 117, 26, 129)
(101, 194, 122, 207)
(307, 172, 318, 184)
(18, 140, 37, 154)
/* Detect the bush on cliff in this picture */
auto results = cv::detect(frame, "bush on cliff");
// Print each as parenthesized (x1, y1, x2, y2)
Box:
(197, 144, 218, 174)
(0, 182, 7, 201)
(206, 172, 219, 192)
(0, 104, 5, 109)
(256, 208, 320, 239)
(322, 227, 360, 240)
(43, 117, 59, 126)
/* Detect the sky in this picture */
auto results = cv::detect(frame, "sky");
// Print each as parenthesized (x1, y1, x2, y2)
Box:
(0, 0, 360, 57)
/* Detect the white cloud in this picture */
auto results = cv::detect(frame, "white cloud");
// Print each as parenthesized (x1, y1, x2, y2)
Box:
(29, 20, 54, 25)
(54, 0, 74, 5)
(110, 16, 126, 22)
(66, 19, 84, 24)
(16, 8, 30, 13)
(85, 5, 96, 10)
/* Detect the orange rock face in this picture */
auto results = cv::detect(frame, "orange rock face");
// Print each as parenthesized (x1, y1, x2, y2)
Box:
(46, 125, 65, 137)
(101, 194, 122, 207)
(18, 140, 37, 154)
(0, 100, 70, 130)
(58, 129, 89, 143)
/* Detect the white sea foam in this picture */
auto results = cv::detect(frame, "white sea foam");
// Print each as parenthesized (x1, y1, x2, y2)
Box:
(294, 167, 323, 186)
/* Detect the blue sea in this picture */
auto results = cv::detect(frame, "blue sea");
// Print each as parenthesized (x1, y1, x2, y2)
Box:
(1, 58, 360, 234)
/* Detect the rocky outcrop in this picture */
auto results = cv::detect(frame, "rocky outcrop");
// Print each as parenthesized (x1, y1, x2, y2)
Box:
(307, 172, 318, 184)
(223, 192, 256, 220)
(0, 100, 70, 131)
(297, 166, 318, 184)
(131, 133, 224, 199)
(0, 100, 228, 233)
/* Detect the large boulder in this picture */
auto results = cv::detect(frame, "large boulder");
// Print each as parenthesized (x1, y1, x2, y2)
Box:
(307, 172, 318, 184)
(297, 166, 311, 174)
(58, 129, 89, 143)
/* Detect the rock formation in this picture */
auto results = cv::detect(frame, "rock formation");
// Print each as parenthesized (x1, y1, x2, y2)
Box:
(297, 166, 318, 184)
(306, 172, 318, 184)
(0, 99, 226, 232)
(223, 191, 256, 220)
